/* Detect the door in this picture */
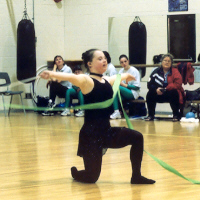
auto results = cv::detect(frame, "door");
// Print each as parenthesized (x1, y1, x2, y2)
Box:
(167, 14, 196, 62)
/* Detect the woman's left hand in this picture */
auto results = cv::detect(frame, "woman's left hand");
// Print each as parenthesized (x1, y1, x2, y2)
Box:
(53, 64, 58, 71)
(120, 82, 127, 87)
(126, 74, 136, 82)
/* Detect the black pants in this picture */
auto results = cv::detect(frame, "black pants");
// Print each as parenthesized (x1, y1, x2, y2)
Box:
(73, 127, 143, 183)
(146, 89, 180, 117)
(49, 81, 68, 103)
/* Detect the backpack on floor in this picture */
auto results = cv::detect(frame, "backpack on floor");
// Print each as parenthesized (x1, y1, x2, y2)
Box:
(128, 96, 147, 117)
(36, 96, 49, 113)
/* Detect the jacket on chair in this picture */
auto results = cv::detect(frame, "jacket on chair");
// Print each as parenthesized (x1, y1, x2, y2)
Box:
(177, 62, 195, 85)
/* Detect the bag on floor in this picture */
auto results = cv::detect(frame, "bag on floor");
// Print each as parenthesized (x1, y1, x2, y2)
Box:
(128, 96, 147, 117)
(36, 96, 49, 113)
(185, 88, 200, 101)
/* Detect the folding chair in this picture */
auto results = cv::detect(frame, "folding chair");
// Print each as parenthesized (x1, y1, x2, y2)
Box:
(0, 72, 26, 116)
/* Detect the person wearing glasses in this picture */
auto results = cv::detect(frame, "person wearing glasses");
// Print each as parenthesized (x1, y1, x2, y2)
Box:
(145, 53, 184, 122)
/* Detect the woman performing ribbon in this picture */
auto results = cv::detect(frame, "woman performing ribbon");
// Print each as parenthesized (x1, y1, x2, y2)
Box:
(40, 49, 155, 184)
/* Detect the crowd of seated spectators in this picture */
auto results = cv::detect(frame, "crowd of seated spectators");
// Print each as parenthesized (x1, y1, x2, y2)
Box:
(42, 53, 192, 122)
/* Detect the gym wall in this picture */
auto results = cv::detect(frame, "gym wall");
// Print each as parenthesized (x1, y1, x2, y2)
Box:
(1, 0, 200, 111)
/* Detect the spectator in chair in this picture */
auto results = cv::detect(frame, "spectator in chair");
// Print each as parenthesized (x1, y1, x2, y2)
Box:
(61, 65, 85, 117)
(110, 54, 141, 119)
(42, 55, 72, 116)
(145, 53, 184, 122)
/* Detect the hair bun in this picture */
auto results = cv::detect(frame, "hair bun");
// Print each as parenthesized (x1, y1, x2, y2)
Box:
(81, 52, 86, 60)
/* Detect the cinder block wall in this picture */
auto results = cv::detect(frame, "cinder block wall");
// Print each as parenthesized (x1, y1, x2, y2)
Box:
(1, 0, 200, 113)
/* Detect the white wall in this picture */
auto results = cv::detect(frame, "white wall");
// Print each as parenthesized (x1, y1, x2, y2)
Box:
(64, 0, 200, 114)
(1, 0, 200, 113)
(1, 0, 66, 108)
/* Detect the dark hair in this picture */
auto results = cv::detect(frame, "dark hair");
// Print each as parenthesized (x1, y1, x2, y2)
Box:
(73, 65, 82, 73)
(119, 54, 129, 61)
(53, 55, 64, 65)
(160, 53, 174, 63)
(81, 49, 99, 69)
(103, 51, 111, 64)
(153, 54, 164, 64)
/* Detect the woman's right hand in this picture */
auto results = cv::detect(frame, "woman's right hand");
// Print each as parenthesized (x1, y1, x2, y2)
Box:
(156, 87, 163, 95)
(40, 70, 52, 80)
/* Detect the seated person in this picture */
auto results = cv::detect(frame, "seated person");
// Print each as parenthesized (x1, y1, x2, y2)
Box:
(42, 55, 72, 116)
(61, 65, 85, 117)
(103, 51, 118, 76)
(110, 54, 140, 119)
(145, 53, 184, 122)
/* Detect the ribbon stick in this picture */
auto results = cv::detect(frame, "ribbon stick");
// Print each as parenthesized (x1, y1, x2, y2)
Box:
(10, 76, 39, 88)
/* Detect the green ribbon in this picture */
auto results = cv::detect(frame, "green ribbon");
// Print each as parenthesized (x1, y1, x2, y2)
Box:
(117, 89, 134, 130)
(116, 76, 200, 184)
(8, 74, 121, 112)
(144, 150, 200, 184)
(8, 74, 200, 184)
(73, 74, 121, 110)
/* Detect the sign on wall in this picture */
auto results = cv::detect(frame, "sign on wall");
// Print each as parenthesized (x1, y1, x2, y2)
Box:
(168, 0, 188, 12)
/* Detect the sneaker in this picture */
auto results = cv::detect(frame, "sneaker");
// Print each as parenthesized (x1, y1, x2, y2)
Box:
(41, 99, 56, 116)
(42, 111, 54, 116)
(61, 108, 71, 116)
(47, 99, 56, 110)
(110, 110, 121, 119)
(75, 110, 85, 117)
(144, 116, 154, 121)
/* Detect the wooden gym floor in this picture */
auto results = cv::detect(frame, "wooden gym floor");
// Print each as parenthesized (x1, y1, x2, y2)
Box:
(0, 112, 200, 200)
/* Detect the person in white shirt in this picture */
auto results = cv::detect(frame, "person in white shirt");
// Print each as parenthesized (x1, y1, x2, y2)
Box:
(103, 51, 118, 76)
(110, 54, 141, 119)
(42, 55, 72, 116)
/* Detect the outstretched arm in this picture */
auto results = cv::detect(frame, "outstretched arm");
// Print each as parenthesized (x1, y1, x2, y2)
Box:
(46, 64, 58, 87)
(105, 73, 136, 86)
(40, 71, 93, 94)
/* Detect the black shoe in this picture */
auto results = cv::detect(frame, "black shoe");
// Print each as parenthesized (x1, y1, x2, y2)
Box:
(71, 166, 78, 179)
(172, 116, 179, 122)
(131, 176, 156, 184)
(145, 116, 154, 121)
